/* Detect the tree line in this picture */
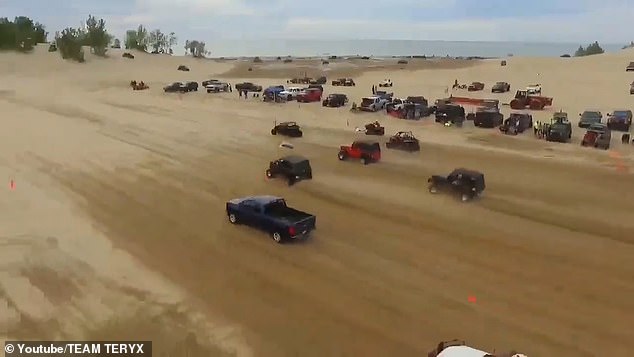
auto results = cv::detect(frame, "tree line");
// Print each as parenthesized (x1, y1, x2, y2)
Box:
(0, 15, 209, 62)
(574, 41, 605, 57)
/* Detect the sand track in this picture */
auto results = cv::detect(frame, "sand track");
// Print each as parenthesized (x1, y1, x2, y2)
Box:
(1, 45, 634, 356)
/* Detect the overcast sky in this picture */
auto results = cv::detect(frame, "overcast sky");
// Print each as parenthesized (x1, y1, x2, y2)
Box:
(1, 0, 632, 44)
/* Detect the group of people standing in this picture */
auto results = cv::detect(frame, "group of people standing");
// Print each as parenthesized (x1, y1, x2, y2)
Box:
(238, 89, 260, 99)
(533, 120, 550, 138)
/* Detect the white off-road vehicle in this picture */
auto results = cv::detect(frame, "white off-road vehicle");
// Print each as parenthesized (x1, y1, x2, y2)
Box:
(206, 82, 229, 93)
(359, 96, 389, 112)
(428, 339, 528, 357)
(278, 87, 304, 100)
(525, 84, 541, 95)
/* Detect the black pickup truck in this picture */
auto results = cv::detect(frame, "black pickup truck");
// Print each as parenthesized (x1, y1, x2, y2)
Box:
(226, 196, 316, 244)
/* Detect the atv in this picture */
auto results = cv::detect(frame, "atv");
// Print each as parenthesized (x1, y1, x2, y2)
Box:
(385, 131, 420, 152)
(364, 122, 385, 136)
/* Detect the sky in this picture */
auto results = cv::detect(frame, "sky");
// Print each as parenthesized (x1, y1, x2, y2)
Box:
(1, 0, 632, 45)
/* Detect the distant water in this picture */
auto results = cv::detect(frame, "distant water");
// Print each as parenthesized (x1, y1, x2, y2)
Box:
(205, 39, 624, 58)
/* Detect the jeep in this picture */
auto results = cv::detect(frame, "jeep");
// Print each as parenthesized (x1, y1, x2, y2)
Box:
(338, 141, 381, 165)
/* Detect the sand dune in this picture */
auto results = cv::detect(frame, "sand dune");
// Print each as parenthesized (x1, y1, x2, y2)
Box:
(1, 44, 634, 356)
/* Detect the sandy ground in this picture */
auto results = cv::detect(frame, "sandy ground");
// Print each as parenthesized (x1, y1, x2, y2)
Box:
(1, 45, 634, 356)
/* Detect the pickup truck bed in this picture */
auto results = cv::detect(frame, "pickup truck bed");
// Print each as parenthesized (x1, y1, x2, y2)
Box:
(226, 196, 316, 243)
(266, 205, 312, 225)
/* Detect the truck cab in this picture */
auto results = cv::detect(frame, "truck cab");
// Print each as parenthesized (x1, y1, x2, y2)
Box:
(279, 87, 303, 100)
(360, 96, 387, 111)
(607, 110, 632, 131)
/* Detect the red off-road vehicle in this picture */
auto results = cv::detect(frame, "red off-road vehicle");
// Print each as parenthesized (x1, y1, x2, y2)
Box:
(337, 140, 381, 165)
(296, 88, 322, 103)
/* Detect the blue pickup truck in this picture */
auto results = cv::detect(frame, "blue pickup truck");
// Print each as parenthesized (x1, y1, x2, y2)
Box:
(226, 196, 316, 243)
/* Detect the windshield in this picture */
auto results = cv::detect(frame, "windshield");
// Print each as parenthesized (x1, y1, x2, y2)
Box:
(588, 124, 606, 131)
(581, 112, 601, 121)
(581, 111, 601, 118)
(613, 111, 630, 117)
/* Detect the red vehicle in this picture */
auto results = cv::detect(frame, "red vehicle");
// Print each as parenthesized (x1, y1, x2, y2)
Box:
(296, 88, 322, 102)
(337, 140, 381, 165)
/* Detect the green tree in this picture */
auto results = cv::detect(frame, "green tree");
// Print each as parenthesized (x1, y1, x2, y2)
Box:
(0, 16, 47, 52)
(574, 41, 605, 57)
(574, 45, 585, 57)
(125, 25, 148, 51)
(55, 27, 85, 62)
(184, 40, 206, 57)
(149, 29, 167, 53)
(167, 32, 177, 54)
(84, 15, 111, 56)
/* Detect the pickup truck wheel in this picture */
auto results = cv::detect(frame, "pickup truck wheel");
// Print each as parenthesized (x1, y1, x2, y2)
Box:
(272, 232, 283, 243)
(228, 213, 238, 224)
(271, 129, 277, 135)
(338, 151, 346, 160)
(360, 157, 368, 165)
(265, 169, 273, 178)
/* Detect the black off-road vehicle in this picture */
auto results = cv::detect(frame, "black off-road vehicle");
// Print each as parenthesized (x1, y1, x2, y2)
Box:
(309, 76, 327, 85)
(364, 121, 385, 135)
(435, 104, 466, 125)
(385, 131, 420, 152)
(163, 82, 186, 93)
(235, 82, 263, 92)
(177, 65, 190, 71)
(427, 168, 485, 202)
(473, 108, 504, 128)
(578, 110, 603, 128)
(271, 122, 303, 137)
(491, 81, 511, 93)
(332, 78, 355, 86)
(546, 111, 572, 142)
(499, 112, 533, 135)
(265, 155, 312, 186)
(184, 81, 198, 91)
(322, 93, 348, 107)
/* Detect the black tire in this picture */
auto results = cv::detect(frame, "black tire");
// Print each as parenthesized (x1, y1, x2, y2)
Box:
(265, 169, 273, 178)
(228, 213, 239, 224)
(271, 129, 277, 135)
(338, 151, 346, 160)
(287, 176, 296, 186)
(360, 156, 368, 165)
